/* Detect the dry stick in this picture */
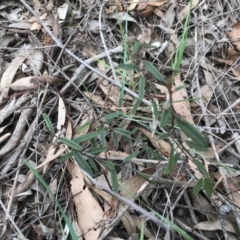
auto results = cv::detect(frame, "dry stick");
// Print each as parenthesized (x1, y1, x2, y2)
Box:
(99, 2, 118, 84)
(0, 198, 27, 240)
(1, 105, 39, 236)
(87, 166, 176, 240)
(20, 0, 152, 106)
(174, 218, 210, 240)
(209, 97, 240, 127)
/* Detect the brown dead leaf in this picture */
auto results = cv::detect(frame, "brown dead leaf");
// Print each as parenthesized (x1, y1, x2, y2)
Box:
(228, 21, 240, 51)
(0, 53, 29, 97)
(148, 0, 169, 7)
(192, 84, 214, 107)
(138, 128, 171, 156)
(10, 75, 65, 91)
(118, 203, 136, 235)
(127, 0, 139, 11)
(190, 191, 218, 220)
(120, 165, 156, 200)
(212, 172, 240, 208)
(132, 216, 154, 238)
(67, 161, 104, 240)
(179, 0, 199, 21)
(172, 73, 193, 124)
(137, 3, 155, 17)
(36, 145, 66, 171)
(96, 61, 121, 105)
(194, 220, 235, 233)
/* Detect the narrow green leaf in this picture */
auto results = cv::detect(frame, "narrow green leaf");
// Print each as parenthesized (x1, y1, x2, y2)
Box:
(193, 159, 209, 177)
(157, 133, 170, 140)
(160, 108, 171, 128)
(138, 76, 145, 100)
(186, 140, 208, 152)
(123, 151, 140, 163)
(164, 146, 174, 174)
(59, 151, 75, 162)
(152, 100, 159, 120)
(105, 162, 119, 193)
(74, 152, 93, 176)
(42, 113, 53, 132)
(60, 137, 82, 151)
(88, 159, 98, 171)
(24, 161, 78, 240)
(112, 131, 119, 148)
(90, 137, 97, 148)
(144, 61, 164, 81)
(104, 111, 121, 122)
(74, 132, 98, 143)
(87, 147, 108, 155)
(113, 128, 131, 140)
(144, 146, 163, 160)
(132, 40, 140, 54)
(131, 77, 145, 114)
(203, 178, 213, 198)
(140, 43, 158, 49)
(78, 122, 91, 133)
(176, 118, 207, 147)
(117, 64, 139, 71)
(175, 85, 186, 92)
(99, 126, 106, 146)
(193, 178, 203, 195)
(140, 221, 144, 240)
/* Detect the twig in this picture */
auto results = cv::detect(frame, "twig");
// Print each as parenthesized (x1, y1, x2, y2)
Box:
(0, 198, 27, 240)
(19, 0, 152, 106)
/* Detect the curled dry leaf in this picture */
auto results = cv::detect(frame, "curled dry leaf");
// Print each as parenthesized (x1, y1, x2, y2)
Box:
(138, 128, 171, 156)
(148, 0, 169, 7)
(118, 203, 136, 235)
(179, 0, 199, 21)
(67, 161, 104, 240)
(228, 21, 240, 51)
(194, 220, 235, 233)
(172, 73, 193, 124)
(0, 52, 30, 96)
(120, 165, 156, 200)
(10, 75, 65, 91)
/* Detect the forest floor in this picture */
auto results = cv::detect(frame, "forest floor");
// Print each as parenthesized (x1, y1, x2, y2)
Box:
(1, 0, 240, 239)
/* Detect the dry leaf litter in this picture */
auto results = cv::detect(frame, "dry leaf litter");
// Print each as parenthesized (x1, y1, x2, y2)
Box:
(0, 0, 240, 239)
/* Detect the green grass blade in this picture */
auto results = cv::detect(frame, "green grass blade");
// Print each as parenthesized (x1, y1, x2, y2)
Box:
(193, 159, 209, 177)
(203, 178, 213, 198)
(193, 178, 203, 195)
(74, 132, 98, 143)
(144, 61, 164, 81)
(24, 160, 78, 240)
(132, 40, 140, 54)
(111, 131, 119, 148)
(42, 113, 53, 132)
(60, 151, 75, 162)
(117, 64, 139, 71)
(113, 128, 131, 141)
(87, 146, 108, 155)
(160, 108, 171, 128)
(105, 162, 119, 193)
(99, 126, 106, 146)
(60, 137, 82, 151)
(176, 118, 207, 147)
(74, 152, 93, 176)
(123, 151, 140, 163)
